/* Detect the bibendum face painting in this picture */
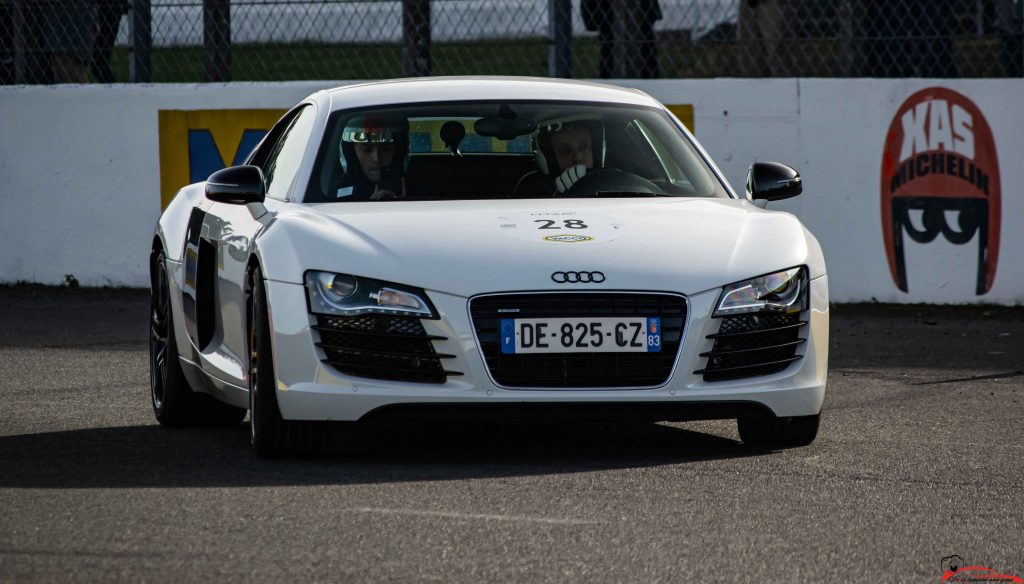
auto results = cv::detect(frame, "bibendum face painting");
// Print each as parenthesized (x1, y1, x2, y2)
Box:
(881, 87, 1001, 296)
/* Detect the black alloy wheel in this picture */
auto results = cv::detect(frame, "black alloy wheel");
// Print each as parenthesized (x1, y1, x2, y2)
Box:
(150, 248, 245, 427)
(248, 265, 300, 456)
(247, 265, 358, 457)
(150, 251, 175, 418)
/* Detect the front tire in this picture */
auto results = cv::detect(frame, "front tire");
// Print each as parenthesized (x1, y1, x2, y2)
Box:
(150, 249, 245, 427)
(248, 265, 333, 457)
(737, 414, 820, 448)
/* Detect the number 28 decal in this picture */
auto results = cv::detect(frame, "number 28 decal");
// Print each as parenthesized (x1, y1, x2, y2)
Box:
(493, 211, 620, 245)
(534, 219, 589, 230)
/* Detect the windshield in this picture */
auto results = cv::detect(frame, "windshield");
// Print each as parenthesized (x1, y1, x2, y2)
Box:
(303, 100, 729, 202)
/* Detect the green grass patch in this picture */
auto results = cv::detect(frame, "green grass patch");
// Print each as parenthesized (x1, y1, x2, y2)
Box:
(108, 35, 1012, 82)
(111, 39, 553, 82)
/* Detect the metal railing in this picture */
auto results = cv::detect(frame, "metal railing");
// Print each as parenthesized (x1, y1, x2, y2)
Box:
(2, 0, 1021, 83)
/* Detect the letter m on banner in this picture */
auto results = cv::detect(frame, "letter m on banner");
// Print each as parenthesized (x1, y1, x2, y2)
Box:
(158, 110, 286, 210)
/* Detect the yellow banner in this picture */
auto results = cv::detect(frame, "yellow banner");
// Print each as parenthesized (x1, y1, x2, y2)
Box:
(158, 109, 286, 209)
(666, 104, 695, 133)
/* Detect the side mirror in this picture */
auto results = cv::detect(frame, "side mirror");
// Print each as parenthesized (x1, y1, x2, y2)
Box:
(746, 162, 802, 202)
(205, 165, 266, 205)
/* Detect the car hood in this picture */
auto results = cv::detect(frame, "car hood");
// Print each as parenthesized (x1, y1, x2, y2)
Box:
(261, 198, 824, 297)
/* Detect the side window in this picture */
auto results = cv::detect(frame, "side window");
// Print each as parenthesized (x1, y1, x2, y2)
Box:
(262, 106, 316, 200)
(247, 109, 297, 168)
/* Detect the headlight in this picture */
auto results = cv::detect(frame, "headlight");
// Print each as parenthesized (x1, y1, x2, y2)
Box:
(713, 267, 807, 316)
(305, 270, 437, 318)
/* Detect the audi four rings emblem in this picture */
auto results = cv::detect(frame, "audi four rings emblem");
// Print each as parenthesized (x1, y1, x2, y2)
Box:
(551, 271, 606, 283)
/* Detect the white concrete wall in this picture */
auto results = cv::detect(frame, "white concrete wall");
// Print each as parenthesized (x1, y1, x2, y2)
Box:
(0, 82, 335, 288)
(0, 79, 1020, 303)
(629, 79, 1022, 305)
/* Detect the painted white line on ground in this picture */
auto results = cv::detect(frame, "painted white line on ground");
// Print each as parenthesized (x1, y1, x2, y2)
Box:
(344, 507, 600, 526)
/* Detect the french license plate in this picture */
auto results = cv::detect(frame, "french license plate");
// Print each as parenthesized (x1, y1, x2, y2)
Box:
(500, 317, 661, 354)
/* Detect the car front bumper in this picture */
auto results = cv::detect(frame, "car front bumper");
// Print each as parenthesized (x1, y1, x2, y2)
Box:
(264, 276, 828, 422)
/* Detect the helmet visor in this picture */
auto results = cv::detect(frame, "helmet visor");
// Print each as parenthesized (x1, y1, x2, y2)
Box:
(342, 114, 407, 143)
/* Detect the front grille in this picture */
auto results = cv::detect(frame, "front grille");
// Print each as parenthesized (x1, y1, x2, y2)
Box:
(470, 293, 687, 388)
(314, 314, 460, 384)
(695, 312, 806, 382)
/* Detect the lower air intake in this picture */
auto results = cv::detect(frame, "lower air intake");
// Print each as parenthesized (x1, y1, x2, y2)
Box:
(313, 314, 460, 384)
(696, 312, 806, 382)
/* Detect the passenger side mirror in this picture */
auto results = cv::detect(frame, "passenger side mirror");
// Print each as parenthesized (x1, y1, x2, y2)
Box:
(746, 162, 802, 202)
(205, 165, 266, 205)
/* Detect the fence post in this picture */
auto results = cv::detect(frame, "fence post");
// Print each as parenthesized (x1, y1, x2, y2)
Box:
(203, 0, 231, 82)
(12, 0, 28, 83)
(402, 0, 431, 77)
(548, 0, 572, 78)
(611, 0, 641, 78)
(129, 0, 152, 82)
(837, 0, 855, 76)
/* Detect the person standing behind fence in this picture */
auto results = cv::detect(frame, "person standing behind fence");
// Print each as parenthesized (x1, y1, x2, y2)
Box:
(581, 0, 662, 78)
(856, 0, 956, 77)
(636, 0, 662, 78)
(996, 0, 1023, 76)
(737, 0, 793, 77)
(910, 0, 956, 77)
(41, 0, 96, 83)
(582, 0, 613, 78)
(91, 0, 128, 83)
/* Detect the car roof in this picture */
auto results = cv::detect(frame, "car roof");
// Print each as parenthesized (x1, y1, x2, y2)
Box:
(316, 76, 661, 111)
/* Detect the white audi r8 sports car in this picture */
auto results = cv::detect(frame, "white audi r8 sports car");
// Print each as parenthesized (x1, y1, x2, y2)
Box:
(149, 77, 828, 456)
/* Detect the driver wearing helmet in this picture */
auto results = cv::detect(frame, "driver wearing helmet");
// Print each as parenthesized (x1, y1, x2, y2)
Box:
(513, 118, 605, 197)
(336, 114, 409, 200)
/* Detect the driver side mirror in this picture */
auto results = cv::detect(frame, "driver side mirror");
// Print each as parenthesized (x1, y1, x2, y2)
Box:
(746, 162, 802, 202)
(205, 165, 266, 205)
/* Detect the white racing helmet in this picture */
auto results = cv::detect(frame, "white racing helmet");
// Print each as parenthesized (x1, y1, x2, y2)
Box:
(531, 115, 606, 175)
(339, 113, 410, 175)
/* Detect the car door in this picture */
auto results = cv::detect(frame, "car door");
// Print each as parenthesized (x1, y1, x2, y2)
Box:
(182, 104, 317, 388)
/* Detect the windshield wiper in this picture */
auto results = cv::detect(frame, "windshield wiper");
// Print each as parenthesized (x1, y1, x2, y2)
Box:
(593, 191, 672, 198)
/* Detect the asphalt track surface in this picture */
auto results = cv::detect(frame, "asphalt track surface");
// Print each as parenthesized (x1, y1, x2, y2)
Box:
(1, 287, 1022, 583)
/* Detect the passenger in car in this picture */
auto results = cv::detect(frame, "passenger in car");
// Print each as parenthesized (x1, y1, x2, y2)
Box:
(336, 114, 409, 200)
(512, 118, 605, 197)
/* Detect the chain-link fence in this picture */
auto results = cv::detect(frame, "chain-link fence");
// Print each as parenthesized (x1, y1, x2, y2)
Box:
(2, 0, 1021, 84)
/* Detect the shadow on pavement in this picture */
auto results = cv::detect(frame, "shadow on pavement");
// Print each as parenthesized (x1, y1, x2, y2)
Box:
(0, 421, 761, 489)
